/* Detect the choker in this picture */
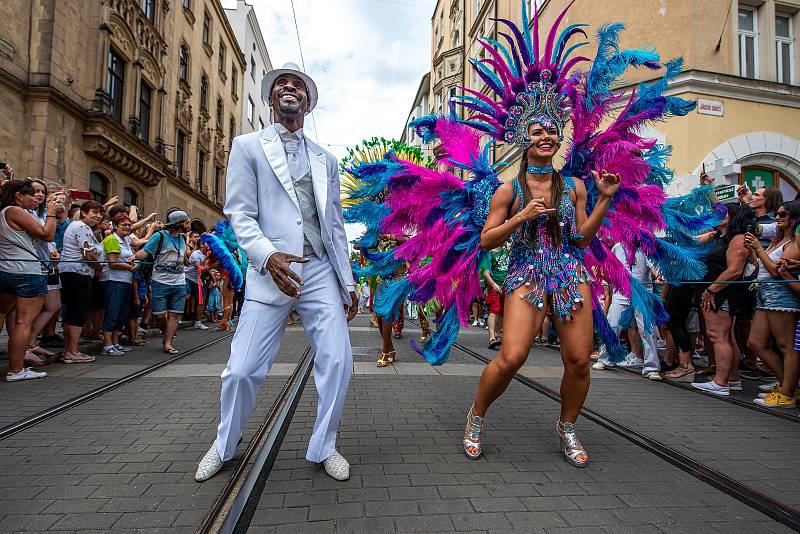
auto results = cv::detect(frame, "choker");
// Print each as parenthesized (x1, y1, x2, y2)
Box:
(527, 165, 554, 174)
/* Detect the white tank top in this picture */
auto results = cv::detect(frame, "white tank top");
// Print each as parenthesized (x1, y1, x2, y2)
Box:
(0, 206, 46, 275)
(757, 242, 789, 281)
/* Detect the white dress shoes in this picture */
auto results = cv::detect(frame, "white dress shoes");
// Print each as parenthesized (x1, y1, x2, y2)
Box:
(195, 445, 224, 482)
(322, 450, 350, 481)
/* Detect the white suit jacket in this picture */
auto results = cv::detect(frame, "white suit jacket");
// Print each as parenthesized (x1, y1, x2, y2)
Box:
(223, 124, 355, 306)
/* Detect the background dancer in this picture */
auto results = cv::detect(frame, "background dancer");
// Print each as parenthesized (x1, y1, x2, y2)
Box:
(195, 62, 357, 483)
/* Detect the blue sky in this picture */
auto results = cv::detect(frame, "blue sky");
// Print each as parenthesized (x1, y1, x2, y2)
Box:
(223, 0, 436, 159)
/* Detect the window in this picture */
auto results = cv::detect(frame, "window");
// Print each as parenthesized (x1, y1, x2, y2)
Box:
(436, 92, 443, 114)
(182, 0, 190, 9)
(216, 97, 223, 125)
(229, 116, 235, 148)
(738, 7, 758, 79)
(776, 14, 794, 84)
(200, 73, 208, 110)
(197, 152, 206, 191)
(123, 187, 139, 208)
(258, 117, 264, 130)
(176, 131, 186, 179)
(250, 55, 256, 81)
(179, 45, 188, 81)
(218, 40, 226, 73)
(231, 67, 237, 93)
(89, 172, 109, 202)
(139, 81, 152, 142)
(141, 0, 155, 21)
(106, 48, 125, 121)
(246, 96, 254, 125)
(214, 167, 222, 200)
(202, 12, 211, 44)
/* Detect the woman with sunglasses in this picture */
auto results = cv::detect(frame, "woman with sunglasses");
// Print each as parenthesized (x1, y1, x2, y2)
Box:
(744, 200, 800, 408)
(0, 180, 60, 381)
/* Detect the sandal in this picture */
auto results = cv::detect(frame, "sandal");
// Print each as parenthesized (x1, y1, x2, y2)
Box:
(29, 346, 55, 358)
(664, 365, 696, 382)
(488, 338, 502, 350)
(163, 347, 179, 355)
(463, 405, 484, 460)
(556, 420, 589, 468)
(24, 351, 46, 366)
(130, 337, 147, 346)
(386, 350, 397, 364)
(376, 352, 392, 367)
(61, 352, 96, 364)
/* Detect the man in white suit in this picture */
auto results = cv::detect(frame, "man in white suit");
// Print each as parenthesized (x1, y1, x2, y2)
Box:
(195, 63, 358, 482)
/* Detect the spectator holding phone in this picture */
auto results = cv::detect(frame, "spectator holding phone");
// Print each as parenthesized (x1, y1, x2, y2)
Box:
(59, 200, 105, 363)
(739, 184, 783, 247)
(0, 180, 60, 381)
(134, 210, 191, 354)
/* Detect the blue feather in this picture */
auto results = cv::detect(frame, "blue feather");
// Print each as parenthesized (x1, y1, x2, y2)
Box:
(413, 305, 461, 366)
(374, 277, 412, 322)
(594, 305, 628, 363)
(409, 115, 440, 144)
(201, 234, 243, 292)
(618, 278, 668, 334)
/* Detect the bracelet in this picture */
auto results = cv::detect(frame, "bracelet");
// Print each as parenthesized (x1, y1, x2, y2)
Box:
(704, 288, 717, 296)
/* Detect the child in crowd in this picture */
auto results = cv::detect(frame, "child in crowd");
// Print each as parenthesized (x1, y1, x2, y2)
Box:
(205, 269, 222, 322)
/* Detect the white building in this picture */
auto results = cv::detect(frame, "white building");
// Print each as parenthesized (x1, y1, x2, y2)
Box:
(224, 0, 272, 134)
(399, 73, 431, 154)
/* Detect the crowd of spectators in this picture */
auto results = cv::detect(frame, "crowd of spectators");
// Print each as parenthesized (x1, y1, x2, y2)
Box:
(0, 165, 242, 382)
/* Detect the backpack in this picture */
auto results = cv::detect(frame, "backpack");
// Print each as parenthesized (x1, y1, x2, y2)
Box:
(138, 231, 165, 284)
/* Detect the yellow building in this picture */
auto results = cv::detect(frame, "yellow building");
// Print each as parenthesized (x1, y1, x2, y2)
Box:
(0, 0, 246, 229)
(420, 0, 800, 198)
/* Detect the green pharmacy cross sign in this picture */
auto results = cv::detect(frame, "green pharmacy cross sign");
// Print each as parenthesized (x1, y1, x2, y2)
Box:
(743, 168, 775, 191)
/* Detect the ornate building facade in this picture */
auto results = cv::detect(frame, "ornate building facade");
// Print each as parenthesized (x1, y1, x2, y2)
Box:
(411, 0, 800, 196)
(0, 0, 246, 229)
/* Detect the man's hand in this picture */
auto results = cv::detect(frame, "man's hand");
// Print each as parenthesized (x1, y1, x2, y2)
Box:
(345, 291, 358, 322)
(266, 252, 308, 298)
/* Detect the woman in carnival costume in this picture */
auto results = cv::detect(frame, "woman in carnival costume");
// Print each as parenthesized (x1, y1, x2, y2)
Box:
(345, 0, 722, 467)
(341, 138, 434, 366)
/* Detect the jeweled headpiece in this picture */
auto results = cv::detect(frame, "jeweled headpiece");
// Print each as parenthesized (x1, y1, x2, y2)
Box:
(453, 0, 589, 147)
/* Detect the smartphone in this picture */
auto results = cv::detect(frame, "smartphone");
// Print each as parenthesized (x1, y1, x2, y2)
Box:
(71, 190, 92, 200)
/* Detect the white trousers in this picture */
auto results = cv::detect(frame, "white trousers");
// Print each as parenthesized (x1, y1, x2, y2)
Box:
(214, 257, 352, 463)
(599, 296, 660, 374)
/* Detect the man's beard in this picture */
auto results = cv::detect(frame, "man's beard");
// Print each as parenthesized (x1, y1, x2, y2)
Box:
(278, 100, 301, 115)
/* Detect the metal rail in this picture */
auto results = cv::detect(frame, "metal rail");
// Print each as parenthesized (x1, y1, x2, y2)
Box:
(0, 333, 234, 440)
(198, 347, 314, 534)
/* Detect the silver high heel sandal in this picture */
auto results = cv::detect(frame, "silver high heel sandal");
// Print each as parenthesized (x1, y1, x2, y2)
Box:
(463, 405, 484, 460)
(556, 420, 589, 468)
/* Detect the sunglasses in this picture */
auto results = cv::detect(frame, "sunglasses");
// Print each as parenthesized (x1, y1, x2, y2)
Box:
(776, 211, 789, 218)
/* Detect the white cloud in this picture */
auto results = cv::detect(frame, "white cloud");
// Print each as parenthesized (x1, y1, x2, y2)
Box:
(243, 0, 435, 158)
(233, 0, 435, 244)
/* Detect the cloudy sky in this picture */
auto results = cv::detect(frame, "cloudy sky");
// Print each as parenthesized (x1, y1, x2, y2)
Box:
(223, 0, 436, 160)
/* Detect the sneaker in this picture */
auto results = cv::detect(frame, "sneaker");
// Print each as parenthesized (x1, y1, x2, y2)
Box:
(194, 321, 210, 330)
(656, 339, 667, 350)
(115, 344, 133, 353)
(592, 361, 613, 370)
(754, 392, 796, 408)
(547, 339, 561, 349)
(728, 380, 743, 391)
(471, 320, 479, 327)
(759, 381, 781, 392)
(195, 445, 224, 482)
(5, 367, 47, 382)
(61, 352, 96, 364)
(645, 371, 662, 381)
(322, 450, 350, 481)
(101, 346, 124, 356)
(739, 368, 763, 380)
(691, 380, 730, 396)
(617, 354, 644, 369)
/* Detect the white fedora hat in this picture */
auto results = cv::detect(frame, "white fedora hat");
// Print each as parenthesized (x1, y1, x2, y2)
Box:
(261, 62, 318, 113)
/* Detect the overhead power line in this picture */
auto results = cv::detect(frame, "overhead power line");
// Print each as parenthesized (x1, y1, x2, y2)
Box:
(289, 0, 319, 142)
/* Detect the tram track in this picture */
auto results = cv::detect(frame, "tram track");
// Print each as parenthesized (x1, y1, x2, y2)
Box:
(451, 339, 800, 532)
(198, 347, 314, 534)
(0, 332, 234, 441)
